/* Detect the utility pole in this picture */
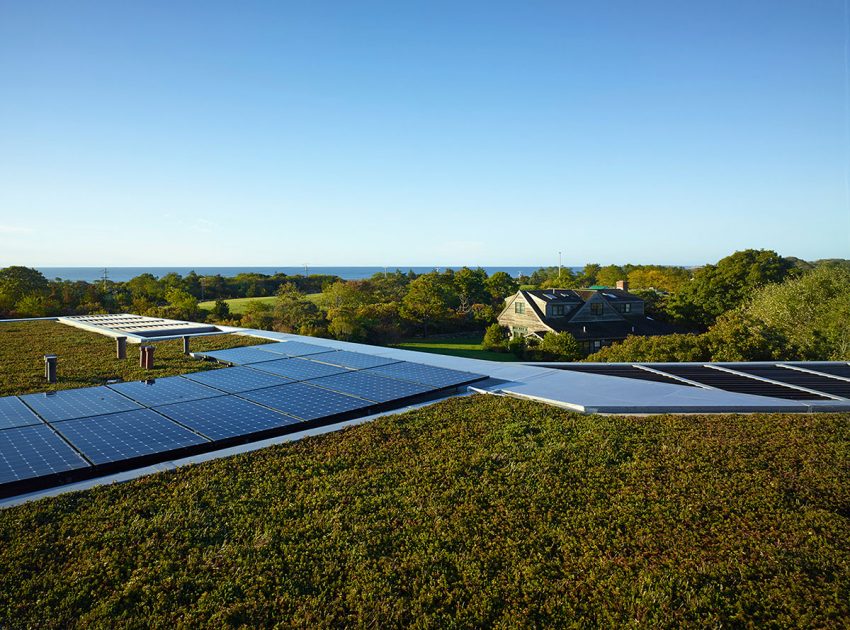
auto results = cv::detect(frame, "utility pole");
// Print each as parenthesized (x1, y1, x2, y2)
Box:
(101, 268, 109, 292)
(558, 252, 562, 282)
(303, 263, 308, 276)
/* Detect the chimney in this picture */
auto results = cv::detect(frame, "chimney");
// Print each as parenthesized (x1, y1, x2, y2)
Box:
(616, 279, 629, 292)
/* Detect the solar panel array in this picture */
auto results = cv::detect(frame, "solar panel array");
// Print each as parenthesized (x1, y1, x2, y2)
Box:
(1, 344, 487, 498)
(553, 362, 850, 402)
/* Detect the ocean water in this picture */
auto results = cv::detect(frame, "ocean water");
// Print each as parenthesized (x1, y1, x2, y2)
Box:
(37, 266, 581, 283)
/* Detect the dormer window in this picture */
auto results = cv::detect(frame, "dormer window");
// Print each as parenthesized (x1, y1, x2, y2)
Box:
(515, 302, 525, 314)
(623, 303, 632, 313)
(552, 304, 564, 316)
(590, 303, 603, 316)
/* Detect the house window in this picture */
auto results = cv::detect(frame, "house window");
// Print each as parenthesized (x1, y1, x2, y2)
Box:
(515, 302, 525, 314)
(590, 303, 603, 316)
(623, 303, 632, 313)
(551, 304, 564, 316)
(593, 340, 602, 349)
(512, 326, 527, 338)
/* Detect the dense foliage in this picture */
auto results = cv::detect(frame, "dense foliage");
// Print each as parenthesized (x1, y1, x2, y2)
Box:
(0, 396, 848, 627)
(0, 321, 267, 396)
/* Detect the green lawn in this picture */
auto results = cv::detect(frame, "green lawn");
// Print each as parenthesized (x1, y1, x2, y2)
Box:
(199, 294, 323, 315)
(395, 333, 520, 362)
(1, 396, 848, 627)
(0, 320, 269, 396)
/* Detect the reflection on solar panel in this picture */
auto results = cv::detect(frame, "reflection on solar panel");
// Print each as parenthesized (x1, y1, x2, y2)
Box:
(250, 358, 349, 381)
(240, 383, 372, 420)
(196, 346, 280, 365)
(730, 366, 850, 399)
(0, 397, 43, 430)
(552, 364, 694, 386)
(308, 351, 400, 369)
(107, 376, 224, 407)
(54, 409, 208, 466)
(157, 396, 300, 441)
(365, 362, 487, 389)
(181, 366, 291, 393)
(795, 363, 850, 380)
(0, 424, 89, 486)
(253, 341, 336, 357)
(309, 370, 435, 403)
(657, 366, 829, 401)
(20, 387, 143, 422)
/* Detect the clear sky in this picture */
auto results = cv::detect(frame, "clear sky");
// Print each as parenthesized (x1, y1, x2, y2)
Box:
(1, 1, 847, 267)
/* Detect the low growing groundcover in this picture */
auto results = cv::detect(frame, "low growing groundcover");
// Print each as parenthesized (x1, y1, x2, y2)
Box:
(1, 396, 849, 627)
(0, 320, 270, 396)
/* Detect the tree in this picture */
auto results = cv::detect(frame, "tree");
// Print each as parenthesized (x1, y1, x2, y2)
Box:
(586, 333, 711, 363)
(528, 332, 582, 361)
(164, 287, 199, 320)
(666, 249, 793, 328)
(482, 323, 508, 352)
(211, 298, 231, 320)
(400, 273, 455, 335)
(485, 272, 519, 301)
(0, 266, 49, 312)
(453, 267, 488, 313)
(241, 301, 274, 330)
(274, 283, 325, 335)
(595, 265, 626, 288)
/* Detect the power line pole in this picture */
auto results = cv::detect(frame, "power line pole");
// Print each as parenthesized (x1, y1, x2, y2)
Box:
(101, 268, 109, 292)
(558, 252, 562, 282)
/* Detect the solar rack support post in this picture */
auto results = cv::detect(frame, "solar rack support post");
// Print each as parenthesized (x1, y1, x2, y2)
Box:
(116, 336, 127, 359)
(43, 354, 57, 383)
(140, 345, 155, 370)
(182, 336, 190, 355)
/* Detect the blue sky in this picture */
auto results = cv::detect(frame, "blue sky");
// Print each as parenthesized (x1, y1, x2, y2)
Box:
(0, 1, 847, 267)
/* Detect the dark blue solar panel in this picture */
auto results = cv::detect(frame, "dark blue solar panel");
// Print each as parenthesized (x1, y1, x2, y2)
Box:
(250, 358, 350, 381)
(181, 366, 292, 393)
(195, 346, 281, 365)
(308, 351, 400, 369)
(0, 424, 90, 485)
(0, 396, 43, 430)
(156, 396, 300, 441)
(53, 409, 209, 465)
(107, 376, 224, 407)
(239, 383, 372, 420)
(309, 371, 435, 403)
(20, 387, 143, 422)
(365, 361, 487, 389)
(254, 341, 337, 357)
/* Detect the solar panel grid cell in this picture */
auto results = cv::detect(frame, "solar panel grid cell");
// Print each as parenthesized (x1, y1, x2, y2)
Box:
(53, 409, 209, 466)
(0, 397, 44, 430)
(794, 363, 850, 380)
(197, 346, 281, 365)
(107, 376, 225, 407)
(239, 383, 372, 420)
(180, 366, 292, 393)
(656, 366, 828, 401)
(254, 341, 337, 357)
(250, 358, 350, 381)
(731, 366, 850, 399)
(20, 387, 143, 422)
(307, 351, 400, 369)
(308, 371, 436, 403)
(156, 396, 301, 441)
(0, 424, 90, 485)
(364, 362, 487, 389)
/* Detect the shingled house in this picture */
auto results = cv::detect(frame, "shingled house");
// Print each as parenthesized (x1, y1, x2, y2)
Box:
(497, 281, 675, 352)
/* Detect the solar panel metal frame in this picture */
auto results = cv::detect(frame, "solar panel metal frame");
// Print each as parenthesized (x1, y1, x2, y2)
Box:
(0, 424, 91, 497)
(0, 396, 45, 430)
(180, 366, 292, 393)
(253, 341, 337, 357)
(53, 408, 210, 466)
(306, 350, 401, 369)
(107, 376, 226, 407)
(249, 358, 351, 381)
(156, 396, 301, 441)
(20, 386, 144, 422)
(364, 361, 488, 389)
(308, 370, 437, 403)
(239, 382, 374, 421)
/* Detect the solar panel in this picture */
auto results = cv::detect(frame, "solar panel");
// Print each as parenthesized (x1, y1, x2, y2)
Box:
(156, 396, 300, 441)
(239, 383, 373, 420)
(250, 358, 350, 381)
(0, 424, 90, 486)
(309, 370, 436, 403)
(107, 376, 225, 407)
(656, 366, 829, 401)
(551, 364, 695, 386)
(308, 350, 400, 369)
(0, 396, 44, 430)
(181, 366, 292, 393)
(20, 387, 143, 422)
(195, 346, 281, 365)
(731, 365, 850, 399)
(793, 363, 850, 380)
(365, 361, 488, 389)
(53, 409, 209, 466)
(253, 341, 337, 357)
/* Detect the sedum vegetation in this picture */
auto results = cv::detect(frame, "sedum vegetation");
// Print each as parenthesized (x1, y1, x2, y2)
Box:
(0, 320, 267, 396)
(0, 396, 848, 627)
